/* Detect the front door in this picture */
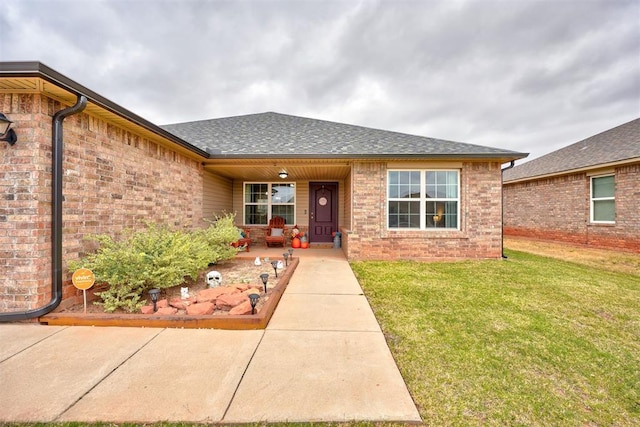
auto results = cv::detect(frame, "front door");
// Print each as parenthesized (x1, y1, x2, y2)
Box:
(309, 182, 338, 243)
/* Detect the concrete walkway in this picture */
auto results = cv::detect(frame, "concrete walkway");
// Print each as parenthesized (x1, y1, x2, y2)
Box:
(0, 249, 421, 424)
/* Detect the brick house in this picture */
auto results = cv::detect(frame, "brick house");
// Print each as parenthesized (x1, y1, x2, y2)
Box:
(0, 61, 526, 317)
(503, 118, 640, 252)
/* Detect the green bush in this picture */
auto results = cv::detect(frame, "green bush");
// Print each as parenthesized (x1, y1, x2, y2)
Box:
(68, 214, 240, 312)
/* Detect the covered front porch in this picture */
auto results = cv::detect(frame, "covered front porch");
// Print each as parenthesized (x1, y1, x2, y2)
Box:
(202, 158, 353, 253)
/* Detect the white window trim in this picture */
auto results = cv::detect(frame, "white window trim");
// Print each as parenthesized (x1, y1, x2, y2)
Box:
(387, 169, 460, 231)
(243, 182, 296, 225)
(590, 174, 615, 224)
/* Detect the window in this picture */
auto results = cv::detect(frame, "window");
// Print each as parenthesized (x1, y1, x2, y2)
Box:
(591, 175, 615, 223)
(244, 183, 295, 225)
(388, 170, 459, 229)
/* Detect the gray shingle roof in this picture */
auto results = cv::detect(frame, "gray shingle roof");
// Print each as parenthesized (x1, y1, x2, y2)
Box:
(504, 118, 640, 182)
(162, 112, 526, 159)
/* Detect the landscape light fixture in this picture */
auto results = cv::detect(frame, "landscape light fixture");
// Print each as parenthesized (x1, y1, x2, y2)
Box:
(149, 288, 161, 312)
(270, 260, 279, 278)
(0, 113, 17, 146)
(260, 273, 269, 293)
(288, 248, 293, 259)
(282, 252, 289, 266)
(248, 293, 259, 314)
(278, 171, 288, 179)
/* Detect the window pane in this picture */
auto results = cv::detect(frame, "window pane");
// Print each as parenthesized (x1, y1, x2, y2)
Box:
(389, 171, 399, 185)
(245, 183, 268, 203)
(426, 201, 458, 228)
(592, 176, 614, 198)
(426, 171, 458, 199)
(245, 204, 268, 225)
(446, 172, 458, 198)
(272, 184, 295, 203)
(388, 201, 420, 228)
(593, 200, 615, 222)
(389, 171, 420, 199)
(272, 205, 294, 224)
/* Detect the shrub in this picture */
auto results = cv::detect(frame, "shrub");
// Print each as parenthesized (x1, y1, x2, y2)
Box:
(68, 214, 240, 312)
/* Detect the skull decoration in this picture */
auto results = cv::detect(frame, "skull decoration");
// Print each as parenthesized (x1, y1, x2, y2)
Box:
(206, 270, 223, 288)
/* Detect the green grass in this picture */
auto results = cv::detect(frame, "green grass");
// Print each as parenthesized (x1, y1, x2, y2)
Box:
(351, 250, 640, 426)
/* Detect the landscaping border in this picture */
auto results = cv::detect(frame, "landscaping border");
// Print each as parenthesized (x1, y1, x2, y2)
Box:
(39, 257, 299, 330)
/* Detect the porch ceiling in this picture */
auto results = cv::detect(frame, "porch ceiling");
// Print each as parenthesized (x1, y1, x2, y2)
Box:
(203, 160, 351, 181)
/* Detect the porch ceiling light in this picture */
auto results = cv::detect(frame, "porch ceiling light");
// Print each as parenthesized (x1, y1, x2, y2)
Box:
(0, 113, 17, 146)
(279, 170, 288, 179)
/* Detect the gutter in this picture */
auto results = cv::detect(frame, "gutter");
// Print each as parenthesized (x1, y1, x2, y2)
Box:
(0, 95, 87, 322)
(0, 61, 209, 158)
(501, 160, 515, 259)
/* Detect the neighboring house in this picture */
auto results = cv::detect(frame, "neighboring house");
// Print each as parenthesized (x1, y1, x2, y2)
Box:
(503, 118, 640, 252)
(0, 61, 526, 316)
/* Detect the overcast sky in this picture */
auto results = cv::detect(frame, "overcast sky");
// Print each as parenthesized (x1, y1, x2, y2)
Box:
(1, 0, 638, 162)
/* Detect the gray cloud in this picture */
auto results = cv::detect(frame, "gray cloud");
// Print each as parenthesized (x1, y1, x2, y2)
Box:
(1, 0, 638, 161)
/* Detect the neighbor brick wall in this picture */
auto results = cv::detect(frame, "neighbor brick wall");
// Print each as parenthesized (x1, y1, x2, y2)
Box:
(346, 161, 504, 261)
(0, 93, 206, 312)
(503, 163, 640, 252)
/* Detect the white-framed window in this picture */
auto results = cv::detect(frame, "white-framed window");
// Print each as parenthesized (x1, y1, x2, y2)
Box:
(244, 182, 296, 225)
(590, 175, 615, 223)
(387, 170, 460, 230)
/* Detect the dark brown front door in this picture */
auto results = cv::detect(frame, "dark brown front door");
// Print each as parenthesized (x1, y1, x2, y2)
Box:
(309, 182, 338, 243)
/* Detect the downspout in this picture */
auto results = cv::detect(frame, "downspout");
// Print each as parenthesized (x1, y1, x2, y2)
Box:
(0, 95, 87, 322)
(501, 160, 515, 259)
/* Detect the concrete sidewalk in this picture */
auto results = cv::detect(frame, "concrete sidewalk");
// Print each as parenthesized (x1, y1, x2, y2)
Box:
(0, 249, 421, 424)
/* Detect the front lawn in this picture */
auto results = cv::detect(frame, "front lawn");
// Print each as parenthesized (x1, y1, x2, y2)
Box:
(351, 249, 640, 426)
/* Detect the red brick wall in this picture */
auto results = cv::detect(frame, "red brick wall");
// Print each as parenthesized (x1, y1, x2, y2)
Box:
(0, 93, 205, 312)
(346, 161, 504, 260)
(503, 164, 640, 252)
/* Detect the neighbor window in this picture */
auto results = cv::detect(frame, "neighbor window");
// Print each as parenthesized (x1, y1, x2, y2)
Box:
(244, 183, 295, 225)
(388, 170, 459, 229)
(591, 175, 615, 223)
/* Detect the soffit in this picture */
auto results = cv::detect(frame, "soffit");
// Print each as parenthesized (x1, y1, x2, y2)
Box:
(0, 76, 205, 160)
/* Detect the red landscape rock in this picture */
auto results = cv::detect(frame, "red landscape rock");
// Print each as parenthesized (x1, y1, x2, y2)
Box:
(156, 299, 169, 309)
(169, 297, 196, 310)
(140, 305, 155, 314)
(157, 307, 178, 315)
(229, 300, 253, 315)
(216, 293, 248, 311)
(186, 302, 215, 315)
(196, 287, 238, 303)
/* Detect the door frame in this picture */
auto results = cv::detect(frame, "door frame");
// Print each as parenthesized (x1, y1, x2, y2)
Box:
(309, 181, 339, 243)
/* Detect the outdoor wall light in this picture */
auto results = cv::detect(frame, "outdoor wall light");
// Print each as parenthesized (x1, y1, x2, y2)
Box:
(0, 113, 17, 146)
(279, 171, 288, 179)
(260, 273, 269, 293)
(248, 293, 259, 315)
(288, 248, 293, 259)
(282, 252, 289, 266)
(270, 260, 279, 278)
(149, 288, 161, 312)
